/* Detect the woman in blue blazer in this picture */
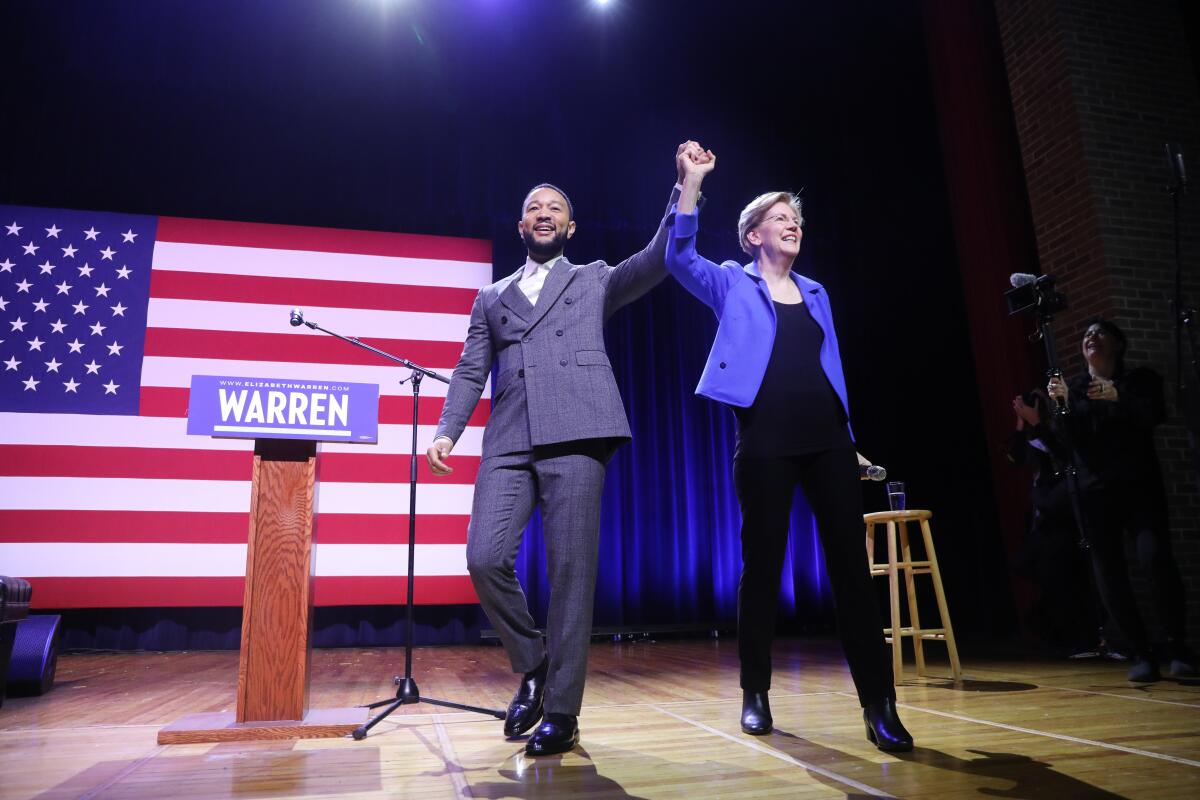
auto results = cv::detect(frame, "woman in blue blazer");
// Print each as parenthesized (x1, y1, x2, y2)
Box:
(669, 148, 911, 751)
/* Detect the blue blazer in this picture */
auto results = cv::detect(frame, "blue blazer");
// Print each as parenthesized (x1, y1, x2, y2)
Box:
(666, 206, 854, 439)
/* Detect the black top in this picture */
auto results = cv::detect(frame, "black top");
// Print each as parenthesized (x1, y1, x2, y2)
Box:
(1049, 367, 1168, 513)
(735, 300, 851, 459)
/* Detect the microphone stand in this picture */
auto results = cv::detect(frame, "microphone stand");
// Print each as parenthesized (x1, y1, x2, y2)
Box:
(1029, 304, 1092, 553)
(289, 310, 504, 739)
(1165, 144, 1200, 491)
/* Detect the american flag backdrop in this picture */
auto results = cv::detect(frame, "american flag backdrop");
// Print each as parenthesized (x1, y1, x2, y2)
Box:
(0, 204, 491, 608)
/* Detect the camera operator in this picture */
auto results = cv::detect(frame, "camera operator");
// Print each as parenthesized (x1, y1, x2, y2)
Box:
(1006, 390, 1105, 657)
(1046, 318, 1196, 681)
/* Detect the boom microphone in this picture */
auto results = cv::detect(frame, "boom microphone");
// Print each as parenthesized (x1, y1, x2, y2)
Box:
(1009, 273, 1039, 288)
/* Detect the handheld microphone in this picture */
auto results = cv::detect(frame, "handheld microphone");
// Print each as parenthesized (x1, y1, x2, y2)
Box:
(289, 308, 304, 327)
(859, 464, 887, 481)
(1009, 273, 1039, 288)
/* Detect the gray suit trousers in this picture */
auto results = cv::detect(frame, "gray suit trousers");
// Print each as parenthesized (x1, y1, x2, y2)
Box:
(466, 441, 610, 716)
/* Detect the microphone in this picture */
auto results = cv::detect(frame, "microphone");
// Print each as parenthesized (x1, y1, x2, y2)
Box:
(1177, 151, 1188, 187)
(1010, 272, 1039, 288)
(289, 308, 305, 327)
(859, 463, 887, 481)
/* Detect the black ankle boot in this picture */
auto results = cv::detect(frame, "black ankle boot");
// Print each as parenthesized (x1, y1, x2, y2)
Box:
(863, 697, 913, 752)
(740, 690, 772, 735)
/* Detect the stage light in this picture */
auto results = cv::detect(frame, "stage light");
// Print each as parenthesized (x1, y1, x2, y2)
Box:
(592, 0, 614, 8)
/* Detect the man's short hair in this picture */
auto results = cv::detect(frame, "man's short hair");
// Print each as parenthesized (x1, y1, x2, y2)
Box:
(522, 183, 575, 220)
(737, 191, 804, 255)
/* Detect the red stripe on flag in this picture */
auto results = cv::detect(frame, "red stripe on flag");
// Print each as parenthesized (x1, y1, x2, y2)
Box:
(0, 510, 250, 544)
(144, 328, 464, 367)
(320, 452, 481, 484)
(0, 445, 251, 480)
(315, 514, 469, 545)
(0, 445, 479, 483)
(28, 576, 477, 608)
(156, 216, 492, 263)
(314, 576, 478, 606)
(148, 270, 480, 315)
(139, 386, 491, 427)
(0, 510, 469, 544)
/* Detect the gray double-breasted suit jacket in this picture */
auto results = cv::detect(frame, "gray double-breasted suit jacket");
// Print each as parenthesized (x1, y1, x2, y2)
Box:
(435, 188, 681, 453)
(432, 188, 680, 716)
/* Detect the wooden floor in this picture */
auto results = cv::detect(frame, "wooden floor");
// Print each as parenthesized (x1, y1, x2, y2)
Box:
(1, 637, 1198, 799)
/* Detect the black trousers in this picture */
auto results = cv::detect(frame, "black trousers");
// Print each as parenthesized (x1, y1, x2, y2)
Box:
(1084, 488, 1187, 655)
(733, 446, 894, 706)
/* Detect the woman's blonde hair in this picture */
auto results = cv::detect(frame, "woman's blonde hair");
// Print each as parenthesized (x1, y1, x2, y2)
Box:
(737, 191, 804, 255)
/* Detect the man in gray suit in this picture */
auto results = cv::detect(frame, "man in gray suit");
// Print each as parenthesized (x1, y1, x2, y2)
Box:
(427, 142, 702, 755)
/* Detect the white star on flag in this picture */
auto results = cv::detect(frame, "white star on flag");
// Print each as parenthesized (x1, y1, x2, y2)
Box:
(95, 283, 111, 298)
(115, 266, 132, 279)
(3, 356, 19, 370)
(16, 279, 32, 293)
(44, 225, 61, 238)
(9, 317, 26, 332)
(106, 341, 123, 356)
(28, 336, 45, 351)
(78, 263, 94, 277)
(110, 302, 127, 317)
(63, 377, 80, 393)
(56, 281, 72, 295)
(0, 259, 13, 272)
(66, 338, 85, 353)
(99, 246, 116, 260)
(62, 244, 77, 258)
(23, 242, 39, 255)
(83, 226, 100, 240)
(32, 298, 49, 312)
(102, 379, 119, 395)
(0, 297, 8, 311)
(84, 359, 101, 374)
(121, 229, 138, 243)
(50, 319, 67, 334)
(23, 375, 39, 391)
(5, 222, 22, 236)
(44, 358, 62, 373)
(89, 321, 106, 336)
(38, 261, 55, 275)
(72, 300, 89, 315)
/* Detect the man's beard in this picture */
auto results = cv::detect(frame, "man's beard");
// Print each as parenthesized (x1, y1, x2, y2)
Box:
(522, 228, 569, 261)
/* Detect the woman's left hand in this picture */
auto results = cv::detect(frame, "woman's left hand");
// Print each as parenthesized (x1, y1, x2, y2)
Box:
(1086, 377, 1119, 402)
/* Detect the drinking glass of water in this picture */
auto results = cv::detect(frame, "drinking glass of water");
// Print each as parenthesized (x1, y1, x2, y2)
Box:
(887, 481, 906, 511)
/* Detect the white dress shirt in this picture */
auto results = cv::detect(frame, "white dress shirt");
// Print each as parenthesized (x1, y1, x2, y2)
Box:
(518, 254, 563, 305)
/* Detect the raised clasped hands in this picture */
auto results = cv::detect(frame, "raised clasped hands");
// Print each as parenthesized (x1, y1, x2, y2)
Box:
(676, 139, 716, 183)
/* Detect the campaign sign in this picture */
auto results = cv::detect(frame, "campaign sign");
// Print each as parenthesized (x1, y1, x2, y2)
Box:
(186, 375, 379, 442)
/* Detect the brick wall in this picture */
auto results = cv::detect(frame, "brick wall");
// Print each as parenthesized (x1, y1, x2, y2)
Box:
(995, 0, 1200, 645)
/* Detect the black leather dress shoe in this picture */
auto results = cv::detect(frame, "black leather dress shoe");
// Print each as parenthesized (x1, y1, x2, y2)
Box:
(503, 657, 547, 738)
(863, 697, 913, 752)
(525, 713, 579, 756)
(740, 690, 773, 735)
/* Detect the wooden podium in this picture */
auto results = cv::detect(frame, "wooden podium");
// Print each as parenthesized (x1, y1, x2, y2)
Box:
(158, 438, 363, 744)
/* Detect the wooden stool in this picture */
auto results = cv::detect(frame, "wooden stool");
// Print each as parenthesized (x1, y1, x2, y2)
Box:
(864, 510, 962, 683)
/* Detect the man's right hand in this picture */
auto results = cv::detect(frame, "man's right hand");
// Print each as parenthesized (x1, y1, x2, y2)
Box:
(426, 437, 454, 476)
